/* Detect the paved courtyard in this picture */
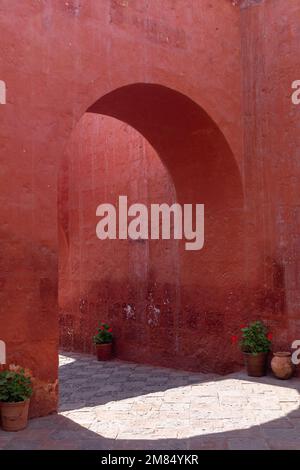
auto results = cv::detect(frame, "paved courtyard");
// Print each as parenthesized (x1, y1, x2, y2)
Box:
(1, 352, 300, 450)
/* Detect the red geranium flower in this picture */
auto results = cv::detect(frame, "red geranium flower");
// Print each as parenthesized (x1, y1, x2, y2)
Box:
(231, 335, 238, 344)
(267, 332, 272, 340)
(240, 325, 247, 329)
(108, 328, 112, 333)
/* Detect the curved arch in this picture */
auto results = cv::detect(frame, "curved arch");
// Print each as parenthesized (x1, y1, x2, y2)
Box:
(88, 83, 244, 209)
(59, 83, 247, 373)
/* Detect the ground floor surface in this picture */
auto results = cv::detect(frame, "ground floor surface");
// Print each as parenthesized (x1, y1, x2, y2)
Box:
(1, 352, 300, 450)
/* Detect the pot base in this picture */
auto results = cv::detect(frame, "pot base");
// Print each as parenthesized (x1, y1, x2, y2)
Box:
(0, 399, 30, 432)
(96, 343, 113, 361)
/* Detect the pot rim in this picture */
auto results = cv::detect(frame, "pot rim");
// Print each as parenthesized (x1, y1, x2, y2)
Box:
(273, 351, 291, 357)
(243, 351, 268, 356)
(0, 398, 30, 406)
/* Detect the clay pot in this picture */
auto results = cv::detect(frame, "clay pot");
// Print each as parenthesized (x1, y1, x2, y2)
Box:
(243, 352, 268, 377)
(96, 343, 113, 361)
(0, 399, 30, 432)
(271, 352, 294, 380)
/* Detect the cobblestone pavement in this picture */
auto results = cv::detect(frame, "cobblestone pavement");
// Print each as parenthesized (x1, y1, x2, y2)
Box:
(1, 352, 300, 450)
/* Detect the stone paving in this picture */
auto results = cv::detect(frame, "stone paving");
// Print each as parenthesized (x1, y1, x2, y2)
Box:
(1, 352, 300, 450)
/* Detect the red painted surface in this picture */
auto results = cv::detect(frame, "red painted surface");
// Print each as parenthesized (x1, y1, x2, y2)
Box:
(59, 113, 177, 357)
(1, 0, 300, 416)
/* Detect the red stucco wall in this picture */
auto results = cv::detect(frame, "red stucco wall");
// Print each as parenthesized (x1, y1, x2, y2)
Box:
(1, 0, 299, 416)
(59, 113, 177, 357)
(240, 0, 300, 354)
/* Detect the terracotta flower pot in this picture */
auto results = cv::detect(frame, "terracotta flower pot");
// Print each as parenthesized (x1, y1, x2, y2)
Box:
(96, 342, 113, 361)
(243, 352, 268, 377)
(271, 352, 295, 380)
(0, 399, 30, 432)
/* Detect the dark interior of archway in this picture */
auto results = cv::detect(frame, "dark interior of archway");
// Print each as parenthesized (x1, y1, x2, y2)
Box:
(88, 83, 243, 208)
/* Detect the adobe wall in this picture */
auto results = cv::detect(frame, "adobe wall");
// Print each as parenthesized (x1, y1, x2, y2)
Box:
(240, 0, 300, 351)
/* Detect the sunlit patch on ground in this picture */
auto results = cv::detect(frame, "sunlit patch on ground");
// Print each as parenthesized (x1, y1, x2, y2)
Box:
(1, 353, 300, 450)
(58, 353, 300, 448)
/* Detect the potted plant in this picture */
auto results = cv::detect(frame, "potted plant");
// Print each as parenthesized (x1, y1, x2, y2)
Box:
(232, 321, 272, 377)
(93, 322, 113, 361)
(0, 365, 33, 431)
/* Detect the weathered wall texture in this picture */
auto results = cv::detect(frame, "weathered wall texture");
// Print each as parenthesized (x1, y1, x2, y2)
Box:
(240, 0, 300, 351)
(59, 113, 177, 357)
(1, 0, 299, 416)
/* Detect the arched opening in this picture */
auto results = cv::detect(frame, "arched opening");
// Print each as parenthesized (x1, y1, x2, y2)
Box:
(58, 83, 245, 375)
(59, 112, 179, 359)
